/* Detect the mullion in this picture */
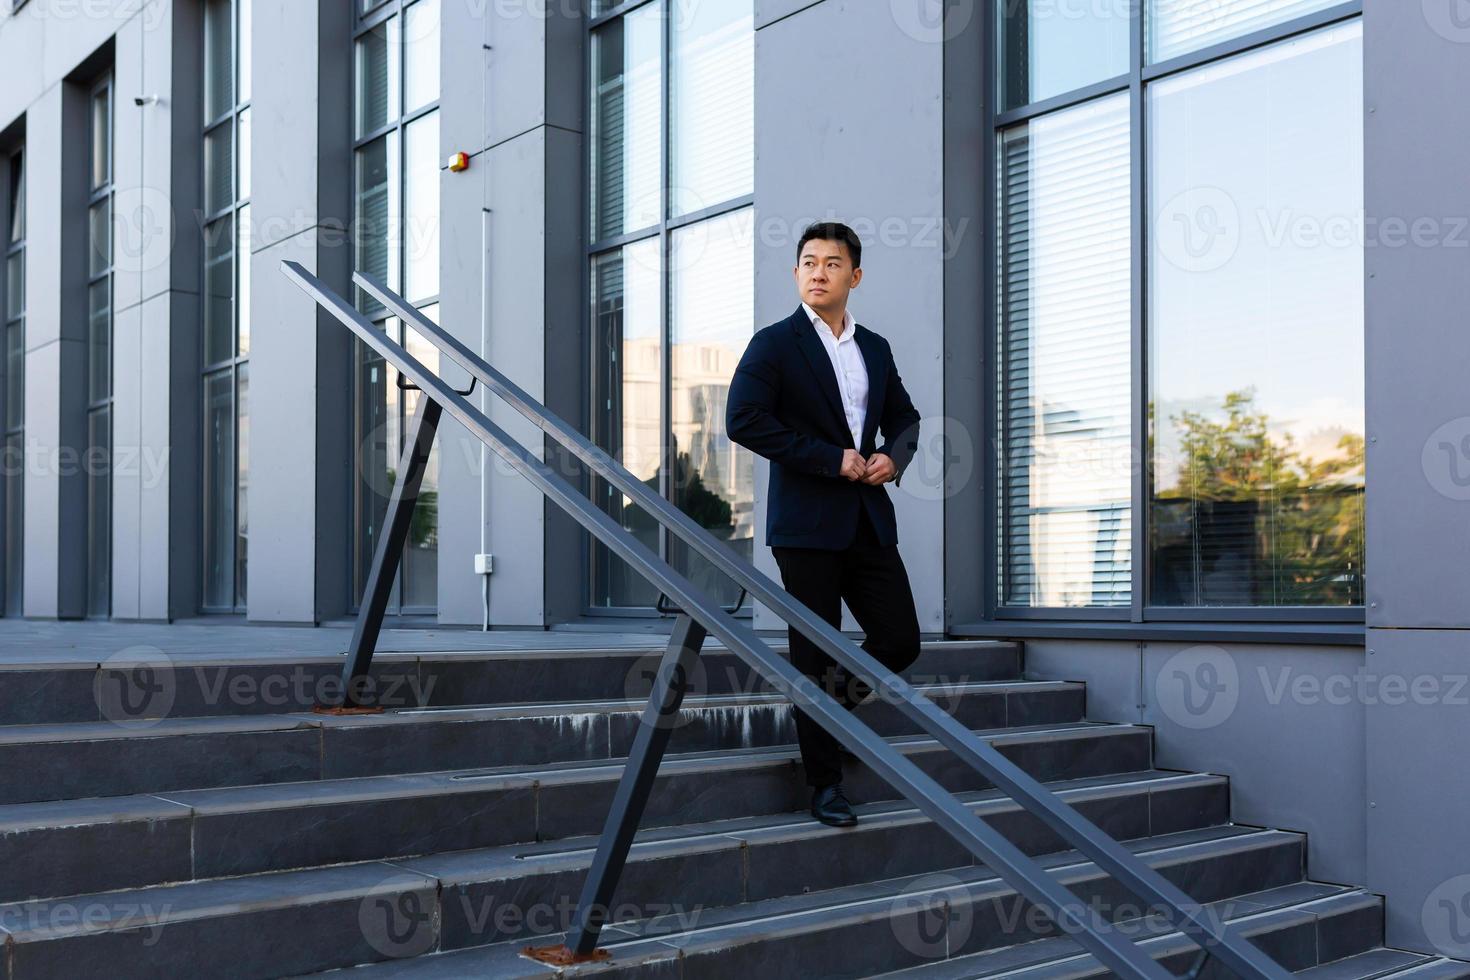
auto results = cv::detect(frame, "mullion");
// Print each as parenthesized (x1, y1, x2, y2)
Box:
(1129, 0, 1145, 623)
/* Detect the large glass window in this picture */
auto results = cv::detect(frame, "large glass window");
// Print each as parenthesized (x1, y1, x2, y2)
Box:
(1148, 21, 1363, 607)
(202, 0, 251, 612)
(993, 2, 1363, 618)
(587, 0, 754, 611)
(352, 0, 440, 614)
(86, 76, 113, 618)
(997, 95, 1132, 608)
(3, 147, 23, 615)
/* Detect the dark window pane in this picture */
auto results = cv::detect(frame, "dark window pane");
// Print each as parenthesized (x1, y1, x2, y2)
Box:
(5, 321, 21, 424)
(1147, 22, 1364, 607)
(88, 198, 111, 278)
(203, 369, 236, 609)
(87, 406, 111, 617)
(354, 134, 400, 316)
(352, 320, 393, 602)
(204, 214, 235, 365)
(356, 16, 399, 138)
(91, 84, 111, 190)
(1000, 0, 1130, 110)
(87, 279, 111, 403)
(668, 210, 753, 607)
(5, 252, 21, 322)
(998, 94, 1132, 608)
(589, 240, 661, 608)
(590, 4, 662, 239)
(7, 151, 22, 242)
(237, 205, 251, 356)
(204, 0, 235, 120)
(205, 121, 235, 215)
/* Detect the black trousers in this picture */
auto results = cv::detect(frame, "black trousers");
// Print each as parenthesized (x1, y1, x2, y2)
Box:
(771, 505, 922, 788)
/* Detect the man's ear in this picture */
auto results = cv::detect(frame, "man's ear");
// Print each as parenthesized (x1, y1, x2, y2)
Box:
(850, 268, 863, 289)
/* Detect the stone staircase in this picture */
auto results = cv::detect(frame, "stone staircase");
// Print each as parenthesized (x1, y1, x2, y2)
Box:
(0, 639, 1458, 979)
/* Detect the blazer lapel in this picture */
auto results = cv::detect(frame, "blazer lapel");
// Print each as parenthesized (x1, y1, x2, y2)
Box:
(789, 307, 854, 448)
(854, 324, 887, 452)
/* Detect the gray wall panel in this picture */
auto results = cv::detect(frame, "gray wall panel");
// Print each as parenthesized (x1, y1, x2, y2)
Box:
(753, 0, 946, 634)
(1026, 638, 1368, 886)
(1363, 0, 1470, 630)
(1365, 627, 1470, 956)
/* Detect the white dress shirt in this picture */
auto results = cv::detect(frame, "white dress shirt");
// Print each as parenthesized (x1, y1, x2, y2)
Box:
(802, 302, 869, 450)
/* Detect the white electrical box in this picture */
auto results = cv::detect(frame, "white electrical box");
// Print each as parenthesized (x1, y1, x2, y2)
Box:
(474, 554, 493, 575)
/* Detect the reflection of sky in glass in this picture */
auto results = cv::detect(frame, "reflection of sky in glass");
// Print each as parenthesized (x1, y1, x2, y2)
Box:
(1149, 0, 1346, 63)
(670, 0, 753, 215)
(591, 2, 662, 238)
(1000, 0, 1129, 109)
(1148, 20, 1363, 489)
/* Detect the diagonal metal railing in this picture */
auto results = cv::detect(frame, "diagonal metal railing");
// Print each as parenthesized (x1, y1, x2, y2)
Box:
(283, 259, 1288, 980)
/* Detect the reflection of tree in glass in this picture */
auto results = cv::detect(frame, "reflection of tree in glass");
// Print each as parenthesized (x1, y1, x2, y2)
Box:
(385, 467, 439, 548)
(671, 448, 733, 539)
(1153, 389, 1363, 606)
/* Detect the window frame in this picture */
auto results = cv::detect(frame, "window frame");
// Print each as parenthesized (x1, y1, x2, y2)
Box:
(584, 0, 754, 616)
(348, 0, 442, 617)
(981, 0, 1366, 628)
(85, 71, 114, 620)
(2, 144, 23, 617)
(199, 0, 252, 614)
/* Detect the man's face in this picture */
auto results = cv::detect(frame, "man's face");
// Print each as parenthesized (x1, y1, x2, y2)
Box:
(794, 239, 862, 312)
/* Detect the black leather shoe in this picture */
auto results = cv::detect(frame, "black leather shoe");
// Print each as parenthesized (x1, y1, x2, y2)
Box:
(811, 783, 858, 827)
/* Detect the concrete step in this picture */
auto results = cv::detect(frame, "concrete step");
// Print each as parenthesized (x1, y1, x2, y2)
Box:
(866, 887, 1392, 980)
(0, 679, 1095, 805)
(0, 822, 1302, 979)
(0, 639, 1022, 725)
(0, 724, 1168, 902)
(295, 832, 1325, 979)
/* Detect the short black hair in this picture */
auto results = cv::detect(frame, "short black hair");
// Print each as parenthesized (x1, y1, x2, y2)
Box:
(796, 221, 862, 269)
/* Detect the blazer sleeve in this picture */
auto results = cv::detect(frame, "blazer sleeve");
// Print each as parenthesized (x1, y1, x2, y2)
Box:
(874, 339, 922, 487)
(726, 330, 847, 478)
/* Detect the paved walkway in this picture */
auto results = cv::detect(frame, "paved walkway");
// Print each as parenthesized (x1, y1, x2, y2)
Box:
(0, 617, 712, 665)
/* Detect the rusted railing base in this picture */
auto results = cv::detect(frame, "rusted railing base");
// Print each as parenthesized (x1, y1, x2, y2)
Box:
(522, 945, 612, 966)
(311, 704, 386, 716)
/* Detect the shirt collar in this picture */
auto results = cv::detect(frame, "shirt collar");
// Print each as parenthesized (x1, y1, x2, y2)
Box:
(801, 302, 856, 342)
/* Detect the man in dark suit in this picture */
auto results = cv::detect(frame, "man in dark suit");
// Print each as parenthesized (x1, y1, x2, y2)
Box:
(726, 222, 922, 827)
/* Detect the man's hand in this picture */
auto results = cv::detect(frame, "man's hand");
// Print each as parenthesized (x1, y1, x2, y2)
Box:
(861, 453, 897, 485)
(839, 449, 868, 482)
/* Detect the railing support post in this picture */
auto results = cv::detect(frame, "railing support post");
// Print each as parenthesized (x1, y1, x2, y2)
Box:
(322, 394, 443, 712)
(530, 614, 705, 964)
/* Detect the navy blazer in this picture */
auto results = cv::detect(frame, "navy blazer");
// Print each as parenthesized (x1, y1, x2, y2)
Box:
(726, 306, 921, 550)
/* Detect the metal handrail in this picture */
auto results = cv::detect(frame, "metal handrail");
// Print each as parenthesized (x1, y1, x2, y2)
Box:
(284, 260, 1286, 980)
